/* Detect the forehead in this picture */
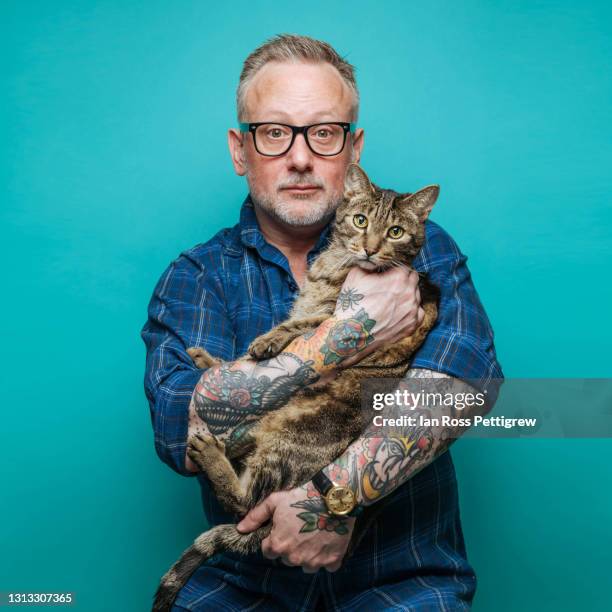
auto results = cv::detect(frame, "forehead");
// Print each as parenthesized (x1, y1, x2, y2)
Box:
(243, 61, 354, 123)
(350, 189, 411, 222)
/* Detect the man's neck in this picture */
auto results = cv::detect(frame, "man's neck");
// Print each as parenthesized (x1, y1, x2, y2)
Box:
(252, 203, 331, 287)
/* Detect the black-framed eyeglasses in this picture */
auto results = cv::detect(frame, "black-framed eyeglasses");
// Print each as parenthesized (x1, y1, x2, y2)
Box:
(238, 122, 357, 157)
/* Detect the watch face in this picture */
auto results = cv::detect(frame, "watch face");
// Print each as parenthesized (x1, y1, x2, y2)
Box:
(325, 485, 356, 516)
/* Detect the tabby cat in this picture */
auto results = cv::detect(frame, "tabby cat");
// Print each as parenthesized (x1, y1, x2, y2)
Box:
(153, 164, 440, 611)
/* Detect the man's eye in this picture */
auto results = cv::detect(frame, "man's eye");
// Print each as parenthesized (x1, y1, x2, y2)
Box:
(268, 129, 284, 138)
(315, 129, 331, 138)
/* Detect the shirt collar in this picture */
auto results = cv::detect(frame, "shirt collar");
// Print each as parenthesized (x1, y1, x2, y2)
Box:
(238, 195, 262, 249)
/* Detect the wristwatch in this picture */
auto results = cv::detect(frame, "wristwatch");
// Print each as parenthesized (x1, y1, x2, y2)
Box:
(312, 470, 360, 517)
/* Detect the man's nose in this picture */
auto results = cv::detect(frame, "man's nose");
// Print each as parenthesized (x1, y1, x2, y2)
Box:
(285, 133, 314, 172)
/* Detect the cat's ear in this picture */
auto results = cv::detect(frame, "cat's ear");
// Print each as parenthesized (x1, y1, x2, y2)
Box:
(344, 164, 373, 197)
(398, 185, 440, 222)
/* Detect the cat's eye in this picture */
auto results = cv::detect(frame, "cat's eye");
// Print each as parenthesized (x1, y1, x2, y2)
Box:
(353, 214, 368, 229)
(387, 226, 404, 239)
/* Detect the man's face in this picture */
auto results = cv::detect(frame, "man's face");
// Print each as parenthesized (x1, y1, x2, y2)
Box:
(229, 61, 364, 227)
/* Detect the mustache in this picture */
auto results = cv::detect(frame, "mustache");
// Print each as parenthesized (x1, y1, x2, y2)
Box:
(277, 175, 325, 189)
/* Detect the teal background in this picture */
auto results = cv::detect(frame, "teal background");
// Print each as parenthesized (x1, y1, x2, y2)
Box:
(2, 1, 611, 610)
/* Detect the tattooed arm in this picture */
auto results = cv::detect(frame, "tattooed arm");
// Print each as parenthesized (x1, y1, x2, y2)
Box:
(236, 369, 485, 571)
(236, 223, 503, 571)
(186, 265, 424, 468)
(187, 317, 356, 462)
(317, 368, 479, 508)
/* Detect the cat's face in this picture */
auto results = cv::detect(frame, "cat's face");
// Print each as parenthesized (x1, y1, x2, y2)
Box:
(334, 164, 439, 271)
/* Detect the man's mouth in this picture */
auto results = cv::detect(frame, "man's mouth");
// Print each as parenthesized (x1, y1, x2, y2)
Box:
(281, 185, 321, 193)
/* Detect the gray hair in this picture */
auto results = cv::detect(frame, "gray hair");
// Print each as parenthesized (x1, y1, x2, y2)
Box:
(237, 34, 359, 122)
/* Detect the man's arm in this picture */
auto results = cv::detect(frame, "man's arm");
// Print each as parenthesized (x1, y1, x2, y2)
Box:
(186, 264, 426, 466)
(236, 368, 483, 573)
(187, 317, 363, 459)
(237, 222, 503, 571)
(142, 250, 425, 474)
(141, 251, 238, 476)
(303, 369, 481, 512)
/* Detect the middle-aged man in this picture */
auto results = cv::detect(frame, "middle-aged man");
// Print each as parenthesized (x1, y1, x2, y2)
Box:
(142, 34, 503, 611)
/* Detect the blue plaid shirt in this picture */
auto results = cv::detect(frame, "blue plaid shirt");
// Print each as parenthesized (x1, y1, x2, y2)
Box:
(141, 196, 503, 611)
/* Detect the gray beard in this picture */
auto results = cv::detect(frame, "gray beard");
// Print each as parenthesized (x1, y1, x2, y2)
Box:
(249, 190, 343, 227)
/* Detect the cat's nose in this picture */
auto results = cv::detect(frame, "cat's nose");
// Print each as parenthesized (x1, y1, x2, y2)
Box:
(364, 247, 374, 257)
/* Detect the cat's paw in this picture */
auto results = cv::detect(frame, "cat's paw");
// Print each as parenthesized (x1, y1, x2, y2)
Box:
(187, 433, 226, 467)
(247, 333, 287, 360)
(187, 347, 221, 369)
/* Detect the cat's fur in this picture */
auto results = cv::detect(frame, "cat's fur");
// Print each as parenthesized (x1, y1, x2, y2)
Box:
(153, 164, 440, 611)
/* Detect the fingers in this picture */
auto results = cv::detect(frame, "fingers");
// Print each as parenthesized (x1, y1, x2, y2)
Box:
(345, 264, 418, 285)
(406, 269, 420, 289)
(324, 560, 342, 572)
(343, 265, 366, 283)
(278, 556, 342, 573)
(261, 535, 281, 560)
(236, 496, 275, 533)
(277, 553, 300, 566)
(263, 537, 345, 572)
(261, 535, 281, 559)
(417, 306, 425, 325)
(298, 558, 342, 573)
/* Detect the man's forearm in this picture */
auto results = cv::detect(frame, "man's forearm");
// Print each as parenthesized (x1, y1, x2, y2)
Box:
(319, 368, 483, 506)
(187, 313, 377, 460)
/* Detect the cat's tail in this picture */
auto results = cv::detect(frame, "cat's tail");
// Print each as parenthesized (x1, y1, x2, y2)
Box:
(152, 523, 271, 612)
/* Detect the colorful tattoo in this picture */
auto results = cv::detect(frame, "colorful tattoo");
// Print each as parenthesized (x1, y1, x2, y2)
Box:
(191, 308, 377, 455)
(320, 309, 376, 365)
(324, 369, 478, 506)
(193, 353, 319, 453)
(359, 424, 434, 502)
(291, 484, 351, 536)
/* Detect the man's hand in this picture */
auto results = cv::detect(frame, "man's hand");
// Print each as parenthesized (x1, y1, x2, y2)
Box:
(236, 484, 355, 573)
(334, 266, 424, 367)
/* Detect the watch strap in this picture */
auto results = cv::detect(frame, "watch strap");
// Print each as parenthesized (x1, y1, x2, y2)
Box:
(312, 470, 361, 517)
(312, 469, 333, 496)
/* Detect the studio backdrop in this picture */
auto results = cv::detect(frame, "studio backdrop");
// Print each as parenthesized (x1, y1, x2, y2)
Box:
(2, 1, 611, 610)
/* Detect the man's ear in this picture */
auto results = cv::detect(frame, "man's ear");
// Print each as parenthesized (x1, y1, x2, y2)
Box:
(350, 128, 365, 164)
(344, 163, 373, 197)
(228, 128, 247, 176)
(398, 185, 440, 222)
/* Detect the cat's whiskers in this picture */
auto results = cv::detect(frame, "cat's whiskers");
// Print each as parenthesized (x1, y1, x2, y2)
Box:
(318, 246, 352, 278)
(329, 253, 353, 276)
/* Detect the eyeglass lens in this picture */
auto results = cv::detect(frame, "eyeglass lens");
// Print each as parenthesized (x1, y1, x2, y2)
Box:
(254, 124, 346, 156)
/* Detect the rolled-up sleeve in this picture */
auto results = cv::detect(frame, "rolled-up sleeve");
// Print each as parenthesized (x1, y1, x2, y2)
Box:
(412, 221, 503, 405)
(141, 249, 236, 476)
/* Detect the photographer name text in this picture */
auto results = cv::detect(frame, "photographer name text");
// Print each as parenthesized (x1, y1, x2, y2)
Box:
(371, 414, 537, 429)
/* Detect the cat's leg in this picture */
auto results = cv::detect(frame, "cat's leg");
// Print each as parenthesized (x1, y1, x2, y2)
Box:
(187, 433, 248, 515)
(187, 347, 223, 369)
(243, 394, 361, 507)
(248, 314, 329, 360)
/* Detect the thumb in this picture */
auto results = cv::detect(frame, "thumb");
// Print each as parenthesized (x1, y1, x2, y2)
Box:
(236, 496, 275, 533)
